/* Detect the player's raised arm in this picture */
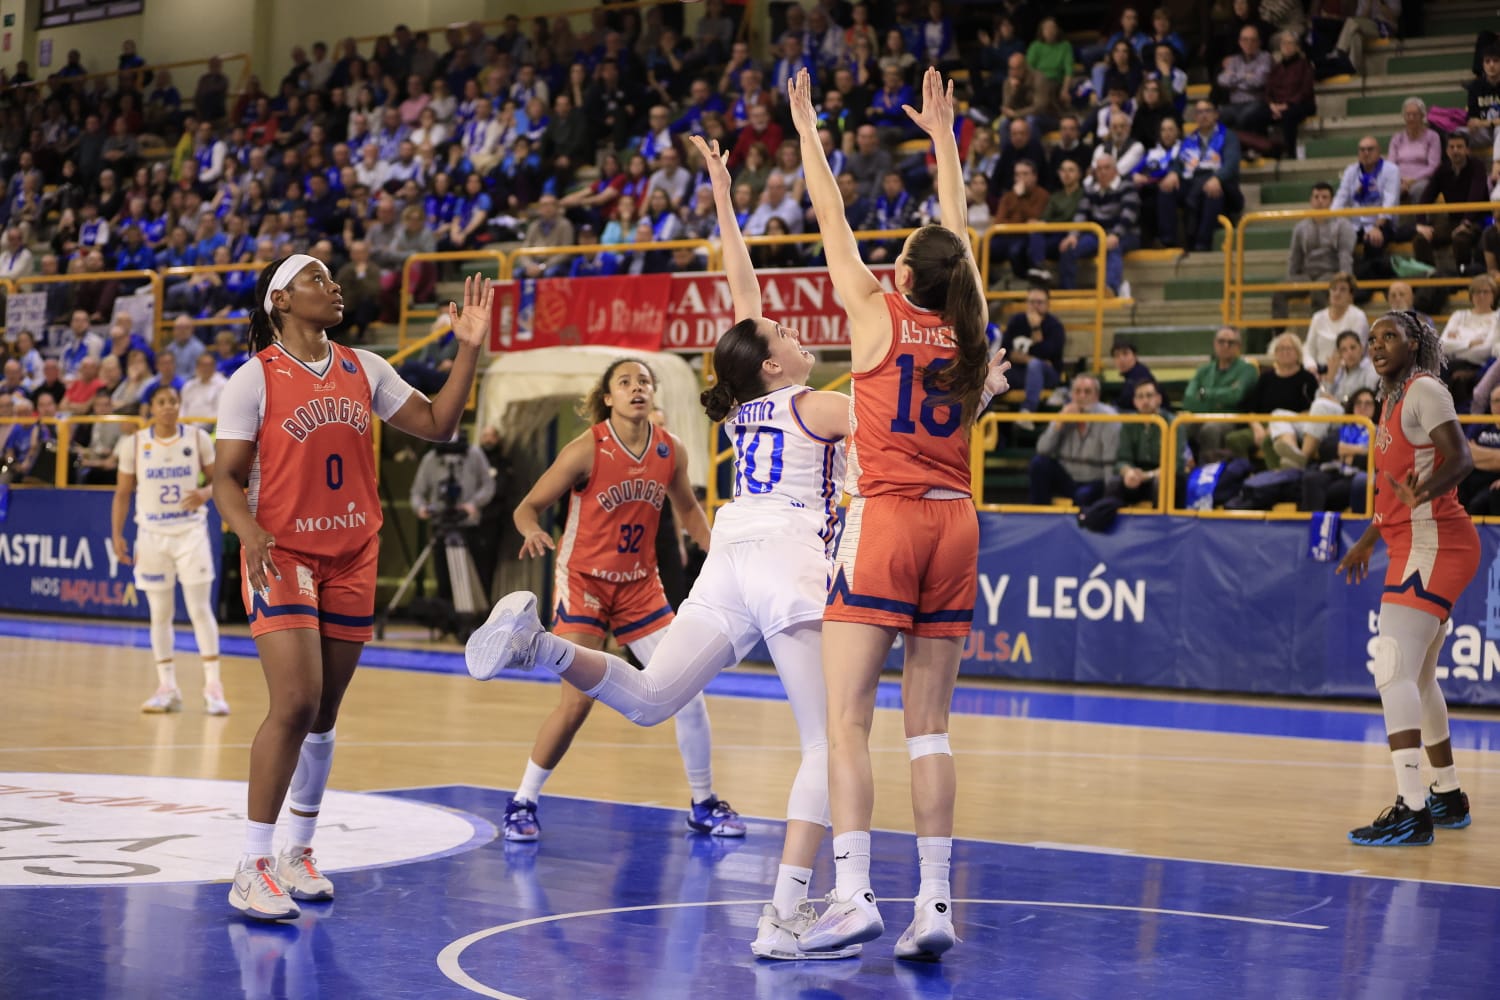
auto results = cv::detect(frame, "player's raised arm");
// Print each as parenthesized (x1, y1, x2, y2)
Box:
(786, 69, 885, 335)
(689, 135, 759, 323)
(904, 67, 985, 330)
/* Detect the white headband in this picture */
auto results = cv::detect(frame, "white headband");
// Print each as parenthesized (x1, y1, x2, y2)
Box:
(262, 254, 320, 314)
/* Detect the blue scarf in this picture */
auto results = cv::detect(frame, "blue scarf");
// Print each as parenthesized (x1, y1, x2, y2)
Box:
(1180, 124, 1224, 178)
(1141, 141, 1180, 180)
(874, 190, 910, 228)
(1354, 159, 1385, 208)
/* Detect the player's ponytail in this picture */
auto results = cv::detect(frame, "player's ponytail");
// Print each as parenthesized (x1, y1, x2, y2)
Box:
(579, 357, 657, 424)
(249, 256, 291, 354)
(700, 318, 770, 422)
(905, 225, 988, 424)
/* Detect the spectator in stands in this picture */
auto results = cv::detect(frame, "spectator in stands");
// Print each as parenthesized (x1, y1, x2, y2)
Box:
(194, 56, 230, 122)
(60, 356, 105, 416)
(180, 350, 226, 421)
(140, 351, 184, 401)
(1030, 159, 1085, 283)
(212, 329, 248, 377)
(1028, 372, 1120, 506)
(1135, 117, 1181, 248)
(747, 173, 806, 236)
(1024, 16, 1074, 98)
(517, 194, 576, 279)
(1469, 45, 1500, 147)
(728, 102, 782, 171)
(750, 215, 804, 269)
(163, 314, 204, 377)
(867, 66, 918, 144)
(1299, 387, 1376, 513)
(648, 145, 692, 209)
(1243, 332, 1321, 468)
(993, 118, 1047, 191)
(1332, 135, 1401, 264)
(112, 349, 151, 414)
(1389, 98, 1442, 205)
(1003, 285, 1066, 424)
(1216, 25, 1272, 135)
(1131, 78, 1176, 152)
(71, 389, 123, 486)
(1157, 101, 1242, 253)
(1439, 274, 1500, 406)
(539, 92, 592, 189)
(1459, 382, 1500, 514)
(1046, 115, 1091, 180)
(0, 226, 33, 279)
(2, 395, 57, 485)
(859, 171, 914, 262)
(1092, 110, 1145, 177)
(1110, 340, 1155, 411)
(1413, 131, 1489, 274)
(28, 357, 65, 408)
(1271, 183, 1356, 337)
(332, 240, 382, 340)
(1304, 272, 1369, 372)
(0, 360, 27, 398)
(1093, 45, 1144, 122)
(1102, 378, 1170, 509)
(441, 173, 493, 251)
(1147, 41, 1189, 115)
(1058, 153, 1139, 297)
(1144, 8, 1187, 63)
(1184, 325, 1259, 460)
(10, 332, 41, 385)
(1212, 0, 1272, 70)
(999, 52, 1059, 140)
(1319, 329, 1380, 408)
(991, 159, 1047, 280)
(1327, 0, 1403, 76)
(1079, 7, 1148, 77)
(1266, 31, 1317, 158)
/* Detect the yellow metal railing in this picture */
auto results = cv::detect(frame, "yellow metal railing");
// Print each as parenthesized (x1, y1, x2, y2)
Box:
(13, 270, 163, 342)
(397, 250, 508, 348)
(5, 53, 252, 104)
(1166, 413, 1378, 519)
(1231, 202, 1493, 332)
(979, 222, 1109, 371)
(970, 411, 1173, 513)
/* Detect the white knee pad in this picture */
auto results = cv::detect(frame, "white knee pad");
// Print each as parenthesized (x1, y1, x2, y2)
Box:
(1369, 636, 1403, 693)
(906, 733, 952, 760)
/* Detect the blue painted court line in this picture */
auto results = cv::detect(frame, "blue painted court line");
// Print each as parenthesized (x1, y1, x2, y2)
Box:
(3, 786, 1497, 1000)
(5, 616, 1500, 750)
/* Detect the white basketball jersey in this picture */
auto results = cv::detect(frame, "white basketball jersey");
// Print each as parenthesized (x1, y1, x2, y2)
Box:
(119, 425, 214, 535)
(713, 385, 846, 555)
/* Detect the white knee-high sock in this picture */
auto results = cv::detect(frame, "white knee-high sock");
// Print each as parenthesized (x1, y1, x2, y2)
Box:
(285, 729, 336, 849)
(181, 580, 221, 686)
(144, 588, 176, 688)
(916, 836, 952, 905)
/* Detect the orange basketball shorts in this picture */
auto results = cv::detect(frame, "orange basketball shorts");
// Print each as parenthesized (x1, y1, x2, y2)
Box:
(825, 494, 978, 637)
(553, 567, 675, 644)
(1382, 517, 1480, 620)
(243, 535, 379, 643)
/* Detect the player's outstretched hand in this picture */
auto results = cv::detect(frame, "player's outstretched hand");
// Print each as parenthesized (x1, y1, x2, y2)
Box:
(449, 275, 494, 349)
(688, 135, 731, 194)
(1336, 537, 1374, 585)
(787, 68, 818, 137)
(902, 66, 955, 140)
(984, 347, 1012, 399)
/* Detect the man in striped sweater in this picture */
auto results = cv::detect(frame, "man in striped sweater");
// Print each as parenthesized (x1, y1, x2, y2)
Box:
(1057, 153, 1140, 297)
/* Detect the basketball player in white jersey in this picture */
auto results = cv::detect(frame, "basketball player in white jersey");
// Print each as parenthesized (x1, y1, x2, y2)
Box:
(111, 383, 226, 714)
(468, 135, 857, 961)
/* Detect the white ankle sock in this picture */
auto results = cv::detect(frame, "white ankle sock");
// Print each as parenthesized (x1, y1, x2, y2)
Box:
(832, 831, 872, 900)
(1391, 747, 1425, 809)
(155, 659, 176, 690)
(773, 864, 813, 920)
(242, 820, 275, 865)
(533, 632, 576, 674)
(1431, 764, 1459, 794)
(516, 759, 551, 804)
(916, 836, 952, 905)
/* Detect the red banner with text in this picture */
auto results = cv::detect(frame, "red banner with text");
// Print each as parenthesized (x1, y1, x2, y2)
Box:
(488, 267, 896, 354)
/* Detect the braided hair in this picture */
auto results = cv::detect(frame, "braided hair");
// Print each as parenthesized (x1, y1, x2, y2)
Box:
(1378, 309, 1444, 390)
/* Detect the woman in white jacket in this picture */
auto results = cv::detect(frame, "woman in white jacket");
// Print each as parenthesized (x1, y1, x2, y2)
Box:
(1302, 272, 1369, 372)
(1441, 274, 1500, 410)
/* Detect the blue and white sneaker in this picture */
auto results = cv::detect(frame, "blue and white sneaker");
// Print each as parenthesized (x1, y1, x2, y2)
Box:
(687, 796, 746, 837)
(466, 592, 543, 680)
(1348, 797, 1434, 846)
(1426, 784, 1471, 830)
(503, 796, 540, 842)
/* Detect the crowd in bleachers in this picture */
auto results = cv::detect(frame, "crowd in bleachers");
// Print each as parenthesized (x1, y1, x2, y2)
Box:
(0, 0, 1496, 513)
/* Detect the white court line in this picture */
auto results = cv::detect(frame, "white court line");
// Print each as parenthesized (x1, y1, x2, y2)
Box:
(435, 898, 1328, 1000)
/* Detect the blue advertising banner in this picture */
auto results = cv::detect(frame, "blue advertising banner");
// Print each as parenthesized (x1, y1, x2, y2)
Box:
(0, 488, 222, 621)
(885, 513, 1500, 708)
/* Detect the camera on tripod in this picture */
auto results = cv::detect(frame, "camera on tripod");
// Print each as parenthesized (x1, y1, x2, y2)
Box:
(431, 437, 472, 533)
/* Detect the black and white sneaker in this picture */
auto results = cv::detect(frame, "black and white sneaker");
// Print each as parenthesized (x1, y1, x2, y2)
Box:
(1348, 797, 1434, 846)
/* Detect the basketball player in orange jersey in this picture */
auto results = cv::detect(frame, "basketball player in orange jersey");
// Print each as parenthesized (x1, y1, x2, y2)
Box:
(788, 67, 1008, 960)
(1337, 311, 1476, 846)
(213, 254, 493, 920)
(498, 358, 740, 844)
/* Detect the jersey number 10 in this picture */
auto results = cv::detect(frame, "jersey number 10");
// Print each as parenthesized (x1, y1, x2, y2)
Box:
(733, 426, 785, 496)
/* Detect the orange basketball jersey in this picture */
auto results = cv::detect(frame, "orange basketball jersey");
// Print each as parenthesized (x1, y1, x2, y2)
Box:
(845, 292, 972, 499)
(555, 420, 675, 582)
(249, 342, 382, 559)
